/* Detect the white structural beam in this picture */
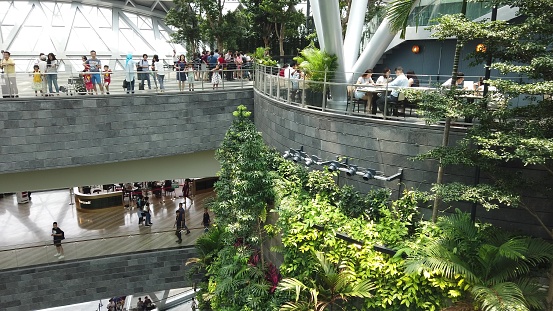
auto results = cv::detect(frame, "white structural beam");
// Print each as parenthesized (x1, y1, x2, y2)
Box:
(310, 0, 324, 50)
(343, 0, 368, 72)
(349, 0, 420, 82)
(313, 0, 347, 106)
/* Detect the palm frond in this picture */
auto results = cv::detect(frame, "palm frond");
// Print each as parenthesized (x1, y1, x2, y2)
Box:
(522, 237, 553, 265)
(279, 301, 313, 311)
(346, 279, 375, 298)
(516, 278, 547, 310)
(185, 257, 202, 266)
(472, 282, 526, 311)
(278, 278, 308, 302)
(497, 238, 527, 260)
(386, 0, 418, 39)
(406, 241, 479, 283)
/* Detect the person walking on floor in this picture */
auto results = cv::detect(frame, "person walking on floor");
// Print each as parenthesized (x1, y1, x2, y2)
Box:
(136, 196, 144, 225)
(51, 222, 65, 259)
(143, 196, 153, 226)
(203, 208, 211, 232)
(182, 178, 193, 208)
(174, 208, 190, 243)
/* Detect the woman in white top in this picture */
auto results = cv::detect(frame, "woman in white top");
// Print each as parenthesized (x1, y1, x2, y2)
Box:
(354, 69, 375, 99)
(375, 67, 392, 85)
(45, 53, 60, 95)
(152, 54, 165, 92)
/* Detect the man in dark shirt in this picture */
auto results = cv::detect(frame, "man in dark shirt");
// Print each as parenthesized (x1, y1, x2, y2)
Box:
(182, 178, 192, 208)
(174, 206, 190, 243)
(51, 222, 65, 259)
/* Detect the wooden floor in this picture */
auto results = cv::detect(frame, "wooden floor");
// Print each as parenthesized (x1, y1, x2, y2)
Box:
(0, 189, 213, 270)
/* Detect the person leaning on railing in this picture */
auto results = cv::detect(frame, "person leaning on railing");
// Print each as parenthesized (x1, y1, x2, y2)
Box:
(46, 53, 60, 95)
(0, 50, 19, 97)
(291, 64, 304, 101)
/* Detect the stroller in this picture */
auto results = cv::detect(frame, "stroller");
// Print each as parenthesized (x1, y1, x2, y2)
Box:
(65, 76, 86, 95)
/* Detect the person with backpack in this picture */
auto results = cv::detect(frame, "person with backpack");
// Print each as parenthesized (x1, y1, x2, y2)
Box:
(51, 222, 65, 259)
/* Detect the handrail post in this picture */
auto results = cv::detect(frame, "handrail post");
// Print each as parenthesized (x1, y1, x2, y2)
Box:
(269, 68, 273, 96)
(322, 69, 327, 111)
(277, 73, 280, 99)
(287, 76, 291, 104)
(383, 81, 389, 120)
(349, 83, 354, 115)
(301, 75, 306, 108)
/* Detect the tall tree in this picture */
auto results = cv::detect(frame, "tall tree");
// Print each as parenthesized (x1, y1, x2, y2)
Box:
(240, 0, 275, 48)
(212, 105, 274, 247)
(262, 0, 304, 56)
(165, 0, 203, 54)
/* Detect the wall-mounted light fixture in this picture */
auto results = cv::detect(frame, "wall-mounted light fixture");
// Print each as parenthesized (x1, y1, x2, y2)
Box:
(476, 43, 487, 53)
(411, 45, 420, 54)
(282, 146, 403, 182)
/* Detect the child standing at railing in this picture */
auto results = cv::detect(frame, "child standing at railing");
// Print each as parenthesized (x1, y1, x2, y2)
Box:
(186, 63, 195, 91)
(31, 65, 43, 96)
(82, 65, 93, 95)
(103, 65, 112, 94)
(211, 64, 221, 90)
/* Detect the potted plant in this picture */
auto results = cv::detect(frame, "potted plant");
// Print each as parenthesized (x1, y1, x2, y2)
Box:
(294, 43, 338, 107)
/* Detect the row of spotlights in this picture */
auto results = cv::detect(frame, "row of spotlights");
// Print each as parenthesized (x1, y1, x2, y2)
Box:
(283, 147, 378, 180)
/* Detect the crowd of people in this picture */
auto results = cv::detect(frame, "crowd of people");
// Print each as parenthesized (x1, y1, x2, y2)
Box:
(0, 49, 254, 97)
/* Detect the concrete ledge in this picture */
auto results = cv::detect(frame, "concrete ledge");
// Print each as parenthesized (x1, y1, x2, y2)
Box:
(0, 247, 198, 311)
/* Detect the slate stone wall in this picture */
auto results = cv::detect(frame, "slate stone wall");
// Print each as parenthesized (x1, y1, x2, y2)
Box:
(0, 247, 197, 311)
(0, 90, 253, 174)
(253, 90, 553, 239)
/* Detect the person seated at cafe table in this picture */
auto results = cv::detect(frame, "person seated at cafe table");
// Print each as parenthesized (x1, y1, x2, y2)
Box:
(376, 66, 409, 116)
(441, 72, 465, 88)
(375, 67, 392, 85)
(354, 69, 375, 100)
(406, 70, 420, 87)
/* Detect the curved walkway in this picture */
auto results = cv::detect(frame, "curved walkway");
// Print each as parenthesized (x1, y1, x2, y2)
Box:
(0, 188, 212, 270)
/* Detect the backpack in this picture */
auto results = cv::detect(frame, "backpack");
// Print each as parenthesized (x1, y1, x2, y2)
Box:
(60, 229, 65, 240)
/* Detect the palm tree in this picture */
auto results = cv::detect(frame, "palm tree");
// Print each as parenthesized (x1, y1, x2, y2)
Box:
(278, 251, 374, 311)
(186, 224, 226, 271)
(405, 212, 553, 311)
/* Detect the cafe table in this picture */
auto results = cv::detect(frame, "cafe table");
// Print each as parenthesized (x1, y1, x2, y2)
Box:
(357, 86, 389, 114)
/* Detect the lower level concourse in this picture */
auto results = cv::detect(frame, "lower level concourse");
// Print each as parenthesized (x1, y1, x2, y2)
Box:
(0, 186, 213, 270)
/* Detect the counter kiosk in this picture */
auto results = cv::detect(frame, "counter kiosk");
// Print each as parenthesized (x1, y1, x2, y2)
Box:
(74, 187, 123, 210)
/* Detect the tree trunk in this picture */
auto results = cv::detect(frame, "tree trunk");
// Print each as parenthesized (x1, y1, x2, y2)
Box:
(431, 1, 466, 222)
(277, 23, 285, 56)
(548, 263, 553, 311)
(258, 218, 265, 268)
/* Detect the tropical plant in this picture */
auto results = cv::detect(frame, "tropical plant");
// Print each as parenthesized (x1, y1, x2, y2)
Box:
(206, 245, 279, 311)
(254, 46, 278, 67)
(293, 43, 338, 92)
(185, 224, 226, 271)
(278, 251, 374, 311)
(212, 105, 274, 246)
(405, 211, 553, 311)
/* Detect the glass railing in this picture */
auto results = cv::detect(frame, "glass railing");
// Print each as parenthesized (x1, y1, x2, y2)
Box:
(253, 64, 520, 122)
(0, 228, 201, 270)
(0, 67, 254, 99)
